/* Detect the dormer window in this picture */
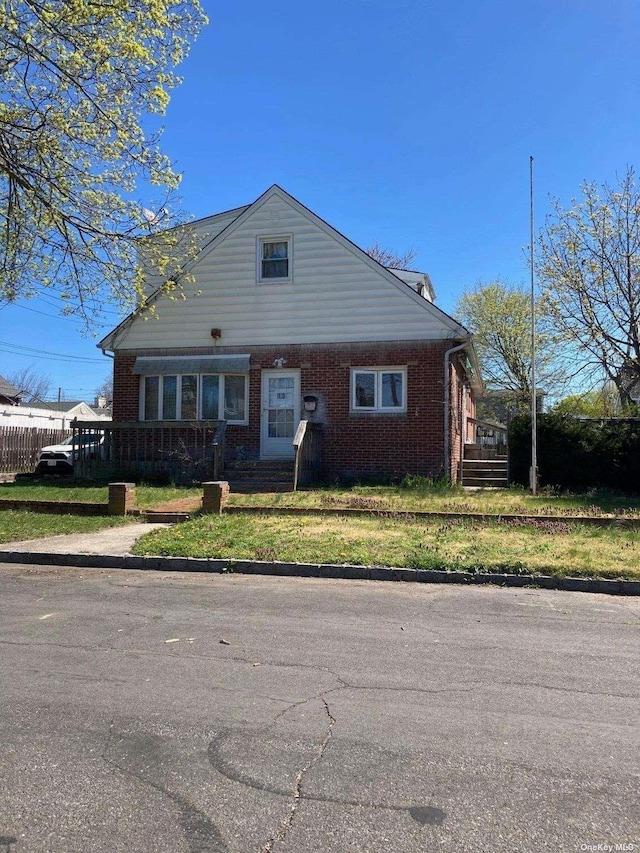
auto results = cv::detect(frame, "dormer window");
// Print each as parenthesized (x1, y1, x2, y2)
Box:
(258, 237, 291, 282)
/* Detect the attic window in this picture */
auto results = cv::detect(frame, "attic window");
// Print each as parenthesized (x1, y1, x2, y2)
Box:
(258, 237, 291, 282)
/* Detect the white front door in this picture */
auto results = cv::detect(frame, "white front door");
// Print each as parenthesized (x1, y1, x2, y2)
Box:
(261, 370, 300, 459)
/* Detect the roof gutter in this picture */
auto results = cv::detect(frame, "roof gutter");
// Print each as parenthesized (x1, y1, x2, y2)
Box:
(444, 337, 481, 481)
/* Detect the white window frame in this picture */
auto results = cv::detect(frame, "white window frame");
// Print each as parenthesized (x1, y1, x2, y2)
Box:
(257, 235, 292, 284)
(202, 373, 249, 424)
(351, 367, 407, 413)
(139, 374, 249, 425)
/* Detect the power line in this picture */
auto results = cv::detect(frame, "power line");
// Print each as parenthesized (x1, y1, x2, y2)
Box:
(0, 340, 107, 363)
(7, 302, 109, 328)
(29, 288, 124, 317)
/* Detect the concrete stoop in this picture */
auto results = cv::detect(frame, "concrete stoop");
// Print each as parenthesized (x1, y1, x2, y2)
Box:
(224, 460, 295, 493)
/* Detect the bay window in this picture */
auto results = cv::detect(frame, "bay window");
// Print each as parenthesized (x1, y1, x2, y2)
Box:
(141, 373, 248, 424)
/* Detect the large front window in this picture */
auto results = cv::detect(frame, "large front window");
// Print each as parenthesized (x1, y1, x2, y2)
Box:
(141, 373, 248, 423)
(351, 368, 406, 413)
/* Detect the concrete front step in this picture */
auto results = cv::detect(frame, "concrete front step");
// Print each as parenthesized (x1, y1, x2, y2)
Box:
(462, 460, 508, 486)
(462, 460, 508, 469)
(225, 460, 295, 493)
(462, 477, 509, 488)
(229, 481, 294, 493)
(227, 459, 294, 470)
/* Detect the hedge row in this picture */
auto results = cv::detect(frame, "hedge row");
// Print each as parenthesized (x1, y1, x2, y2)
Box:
(508, 414, 640, 492)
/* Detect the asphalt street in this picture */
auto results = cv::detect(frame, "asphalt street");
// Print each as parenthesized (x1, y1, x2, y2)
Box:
(0, 565, 638, 853)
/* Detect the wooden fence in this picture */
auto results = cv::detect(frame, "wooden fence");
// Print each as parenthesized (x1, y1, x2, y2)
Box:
(0, 425, 70, 474)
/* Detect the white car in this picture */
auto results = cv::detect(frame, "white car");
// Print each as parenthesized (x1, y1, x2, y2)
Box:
(35, 433, 105, 475)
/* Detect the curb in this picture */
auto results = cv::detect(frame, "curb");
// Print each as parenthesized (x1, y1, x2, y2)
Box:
(0, 550, 637, 595)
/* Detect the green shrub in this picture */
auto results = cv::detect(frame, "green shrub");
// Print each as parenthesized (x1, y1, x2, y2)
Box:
(509, 414, 640, 493)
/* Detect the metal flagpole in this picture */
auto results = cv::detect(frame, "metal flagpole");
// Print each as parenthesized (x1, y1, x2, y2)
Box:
(530, 156, 538, 495)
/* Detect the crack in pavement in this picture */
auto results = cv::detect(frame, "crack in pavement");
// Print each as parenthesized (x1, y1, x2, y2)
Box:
(262, 696, 336, 853)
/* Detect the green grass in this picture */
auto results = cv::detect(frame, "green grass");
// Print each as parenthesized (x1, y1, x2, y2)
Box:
(0, 510, 135, 544)
(4, 479, 639, 517)
(0, 480, 201, 509)
(130, 512, 640, 580)
(228, 483, 640, 517)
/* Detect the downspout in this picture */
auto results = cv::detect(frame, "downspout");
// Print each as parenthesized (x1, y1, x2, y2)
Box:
(444, 339, 470, 483)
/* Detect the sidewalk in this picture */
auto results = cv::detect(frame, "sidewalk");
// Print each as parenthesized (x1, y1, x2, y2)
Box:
(0, 523, 168, 556)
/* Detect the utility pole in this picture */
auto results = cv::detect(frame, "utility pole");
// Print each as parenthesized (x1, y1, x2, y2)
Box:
(530, 156, 538, 495)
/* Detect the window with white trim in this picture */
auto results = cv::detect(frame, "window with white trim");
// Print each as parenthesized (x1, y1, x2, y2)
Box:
(351, 368, 407, 413)
(141, 374, 248, 424)
(258, 237, 291, 282)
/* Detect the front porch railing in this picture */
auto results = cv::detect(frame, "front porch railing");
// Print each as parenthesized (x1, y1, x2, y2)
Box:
(293, 420, 322, 490)
(212, 420, 227, 480)
(468, 417, 508, 456)
(72, 419, 226, 482)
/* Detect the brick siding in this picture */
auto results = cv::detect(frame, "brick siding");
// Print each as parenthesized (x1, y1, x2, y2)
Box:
(113, 340, 469, 482)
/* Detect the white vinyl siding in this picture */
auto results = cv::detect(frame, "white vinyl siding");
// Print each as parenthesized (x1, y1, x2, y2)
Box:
(140, 374, 248, 424)
(351, 368, 406, 413)
(112, 190, 464, 351)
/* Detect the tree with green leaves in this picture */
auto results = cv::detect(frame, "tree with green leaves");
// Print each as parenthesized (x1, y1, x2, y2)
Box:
(0, 0, 207, 326)
(550, 384, 622, 418)
(538, 167, 640, 407)
(455, 279, 567, 411)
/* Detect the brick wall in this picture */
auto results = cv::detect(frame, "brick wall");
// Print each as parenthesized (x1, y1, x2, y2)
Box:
(113, 340, 466, 482)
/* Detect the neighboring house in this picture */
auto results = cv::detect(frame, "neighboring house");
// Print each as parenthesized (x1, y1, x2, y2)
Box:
(0, 374, 22, 405)
(43, 400, 113, 423)
(0, 399, 112, 430)
(98, 185, 481, 483)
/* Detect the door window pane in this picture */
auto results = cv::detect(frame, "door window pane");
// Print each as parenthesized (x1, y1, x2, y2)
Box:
(381, 372, 403, 408)
(224, 375, 246, 422)
(181, 375, 197, 420)
(162, 375, 177, 420)
(201, 375, 220, 420)
(269, 377, 294, 408)
(268, 408, 294, 438)
(144, 376, 159, 420)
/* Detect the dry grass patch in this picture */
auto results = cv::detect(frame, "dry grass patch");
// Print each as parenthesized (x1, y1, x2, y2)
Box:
(131, 513, 640, 580)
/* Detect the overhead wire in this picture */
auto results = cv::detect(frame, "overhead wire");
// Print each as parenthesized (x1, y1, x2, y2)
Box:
(0, 340, 107, 363)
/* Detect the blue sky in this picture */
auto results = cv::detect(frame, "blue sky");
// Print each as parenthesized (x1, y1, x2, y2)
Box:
(2, 0, 639, 400)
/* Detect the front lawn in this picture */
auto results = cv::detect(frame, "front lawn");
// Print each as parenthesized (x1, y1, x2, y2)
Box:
(228, 483, 640, 517)
(0, 480, 201, 509)
(2, 479, 639, 517)
(130, 512, 640, 580)
(0, 510, 135, 544)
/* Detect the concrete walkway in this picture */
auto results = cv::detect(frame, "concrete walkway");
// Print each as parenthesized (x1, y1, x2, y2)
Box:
(0, 523, 168, 556)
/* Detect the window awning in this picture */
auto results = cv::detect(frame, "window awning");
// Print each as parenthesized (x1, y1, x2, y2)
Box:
(133, 355, 251, 375)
